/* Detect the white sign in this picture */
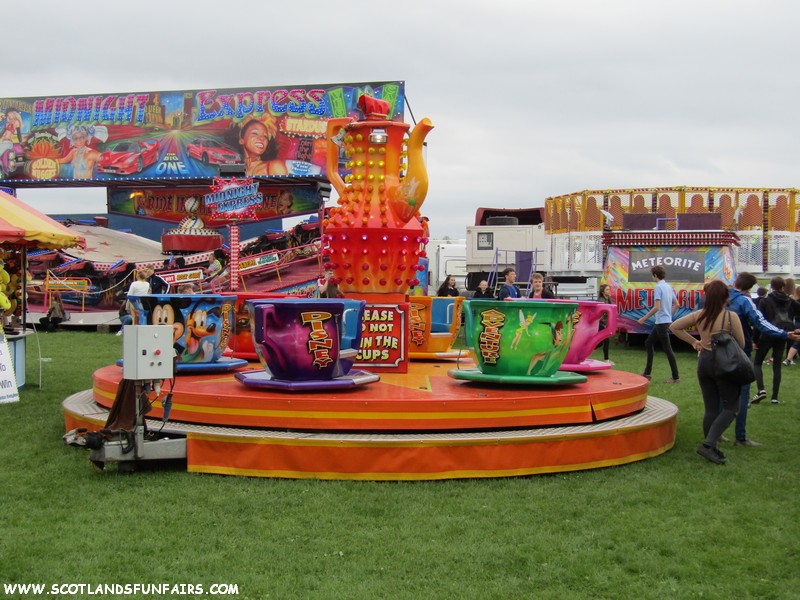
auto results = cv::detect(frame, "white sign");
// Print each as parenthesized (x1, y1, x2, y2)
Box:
(238, 253, 279, 273)
(0, 332, 20, 404)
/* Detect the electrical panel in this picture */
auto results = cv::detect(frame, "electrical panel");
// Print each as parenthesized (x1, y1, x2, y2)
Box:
(122, 325, 174, 380)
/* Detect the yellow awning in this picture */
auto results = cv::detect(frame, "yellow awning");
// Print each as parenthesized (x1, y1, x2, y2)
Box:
(0, 190, 85, 250)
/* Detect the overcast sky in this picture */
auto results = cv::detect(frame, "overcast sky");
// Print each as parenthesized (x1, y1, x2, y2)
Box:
(8, 0, 798, 240)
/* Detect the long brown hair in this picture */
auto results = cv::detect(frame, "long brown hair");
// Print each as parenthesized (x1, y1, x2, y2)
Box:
(697, 280, 729, 330)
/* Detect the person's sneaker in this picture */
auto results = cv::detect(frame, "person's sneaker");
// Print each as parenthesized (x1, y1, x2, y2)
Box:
(782, 359, 794, 366)
(751, 390, 767, 404)
(641, 373, 651, 380)
(717, 435, 730, 444)
(664, 378, 681, 384)
(771, 398, 780, 404)
(734, 438, 763, 447)
(697, 443, 726, 465)
(115, 329, 124, 337)
(713, 447, 727, 461)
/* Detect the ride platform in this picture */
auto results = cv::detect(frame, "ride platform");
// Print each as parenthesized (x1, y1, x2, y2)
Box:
(62, 360, 678, 480)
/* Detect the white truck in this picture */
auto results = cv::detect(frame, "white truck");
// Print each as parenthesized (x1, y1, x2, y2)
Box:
(465, 210, 550, 294)
(426, 239, 467, 295)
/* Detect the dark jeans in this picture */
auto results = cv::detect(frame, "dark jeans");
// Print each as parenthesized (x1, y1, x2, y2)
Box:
(698, 350, 739, 445)
(754, 337, 786, 400)
(644, 323, 679, 380)
(39, 316, 62, 332)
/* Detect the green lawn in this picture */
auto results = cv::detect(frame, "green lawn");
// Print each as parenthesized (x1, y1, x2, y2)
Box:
(1, 330, 798, 599)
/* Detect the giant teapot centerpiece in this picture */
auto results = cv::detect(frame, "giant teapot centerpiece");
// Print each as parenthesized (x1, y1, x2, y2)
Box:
(323, 95, 433, 295)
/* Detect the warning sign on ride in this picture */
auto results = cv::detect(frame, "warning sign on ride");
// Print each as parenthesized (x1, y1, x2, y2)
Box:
(355, 303, 409, 373)
(0, 332, 20, 404)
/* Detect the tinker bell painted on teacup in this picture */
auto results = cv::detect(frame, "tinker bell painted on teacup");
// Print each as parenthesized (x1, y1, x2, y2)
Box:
(510, 310, 536, 350)
(526, 310, 582, 376)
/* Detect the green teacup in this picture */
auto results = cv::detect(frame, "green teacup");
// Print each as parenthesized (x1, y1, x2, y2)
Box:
(463, 299, 580, 377)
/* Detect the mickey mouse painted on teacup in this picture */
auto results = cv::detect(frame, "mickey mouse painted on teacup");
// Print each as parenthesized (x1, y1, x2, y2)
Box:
(463, 299, 580, 378)
(129, 294, 235, 363)
(246, 298, 365, 381)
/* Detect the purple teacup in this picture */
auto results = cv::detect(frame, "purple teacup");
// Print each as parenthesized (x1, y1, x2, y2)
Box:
(247, 299, 364, 381)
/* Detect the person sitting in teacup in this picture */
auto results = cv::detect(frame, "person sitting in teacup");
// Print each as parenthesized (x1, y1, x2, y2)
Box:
(527, 310, 582, 376)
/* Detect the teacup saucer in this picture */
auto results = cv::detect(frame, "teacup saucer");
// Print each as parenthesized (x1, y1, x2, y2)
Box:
(235, 369, 380, 391)
(409, 350, 470, 360)
(115, 356, 250, 374)
(559, 359, 613, 373)
(447, 368, 587, 386)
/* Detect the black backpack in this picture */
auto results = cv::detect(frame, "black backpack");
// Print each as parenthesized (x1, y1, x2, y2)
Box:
(765, 295, 794, 331)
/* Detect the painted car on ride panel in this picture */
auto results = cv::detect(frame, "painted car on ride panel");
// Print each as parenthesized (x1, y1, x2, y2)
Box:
(186, 139, 241, 165)
(97, 140, 159, 174)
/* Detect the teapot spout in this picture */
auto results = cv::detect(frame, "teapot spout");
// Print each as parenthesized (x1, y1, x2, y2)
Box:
(389, 118, 433, 224)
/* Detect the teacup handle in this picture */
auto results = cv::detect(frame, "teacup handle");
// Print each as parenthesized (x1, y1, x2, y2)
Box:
(342, 307, 361, 352)
(582, 303, 618, 350)
(258, 305, 289, 373)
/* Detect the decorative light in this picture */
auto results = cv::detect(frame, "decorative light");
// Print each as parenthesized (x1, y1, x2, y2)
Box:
(369, 128, 388, 144)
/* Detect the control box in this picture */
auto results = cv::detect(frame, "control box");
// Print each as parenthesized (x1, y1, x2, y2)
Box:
(122, 325, 175, 380)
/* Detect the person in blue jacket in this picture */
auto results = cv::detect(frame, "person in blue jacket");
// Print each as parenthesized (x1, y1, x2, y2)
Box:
(497, 268, 520, 300)
(727, 272, 800, 447)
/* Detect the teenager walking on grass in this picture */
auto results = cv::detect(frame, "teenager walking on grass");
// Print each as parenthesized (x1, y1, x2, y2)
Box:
(670, 280, 744, 465)
(752, 276, 795, 405)
(726, 272, 800, 447)
(638, 265, 680, 383)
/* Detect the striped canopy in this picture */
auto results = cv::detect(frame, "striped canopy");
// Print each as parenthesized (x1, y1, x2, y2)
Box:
(0, 190, 85, 250)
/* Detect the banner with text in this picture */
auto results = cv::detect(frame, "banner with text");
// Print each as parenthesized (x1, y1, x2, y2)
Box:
(0, 81, 404, 186)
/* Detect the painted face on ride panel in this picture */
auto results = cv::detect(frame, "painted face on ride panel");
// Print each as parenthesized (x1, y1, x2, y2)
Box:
(241, 122, 269, 157)
(72, 132, 88, 148)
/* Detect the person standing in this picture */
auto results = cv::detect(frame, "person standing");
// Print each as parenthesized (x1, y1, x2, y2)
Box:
(472, 280, 494, 299)
(597, 283, 614, 363)
(726, 272, 800, 447)
(528, 272, 555, 299)
(127, 270, 151, 298)
(670, 280, 745, 464)
(752, 276, 795, 405)
(144, 267, 170, 295)
(436, 275, 460, 297)
(497, 268, 520, 300)
(638, 265, 680, 383)
(783, 284, 800, 366)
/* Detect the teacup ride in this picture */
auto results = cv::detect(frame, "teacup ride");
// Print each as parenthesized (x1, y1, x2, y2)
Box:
(62, 99, 677, 480)
(235, 297, 379, 391)
(449, 299, 587, 385)
(408, 296, 467, 360)
(123, 294, 248, 373)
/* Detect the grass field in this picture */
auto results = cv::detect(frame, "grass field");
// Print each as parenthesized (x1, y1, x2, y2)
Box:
(1, 330, 798, 599)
